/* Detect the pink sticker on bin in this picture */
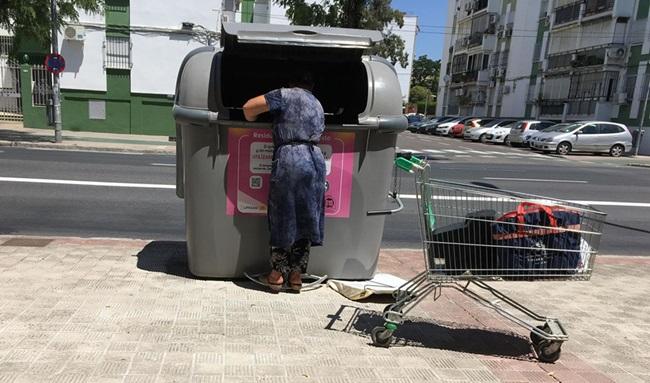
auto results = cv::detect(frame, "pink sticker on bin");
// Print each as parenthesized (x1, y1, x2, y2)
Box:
(226, 128, 355, 218)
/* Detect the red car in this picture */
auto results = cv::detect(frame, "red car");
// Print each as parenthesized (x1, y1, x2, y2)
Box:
(450, 119, 481, 138)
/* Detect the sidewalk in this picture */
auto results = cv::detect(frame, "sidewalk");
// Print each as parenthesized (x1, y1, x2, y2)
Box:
(0, 235, 648, 383)
(0, 123, 175, 155)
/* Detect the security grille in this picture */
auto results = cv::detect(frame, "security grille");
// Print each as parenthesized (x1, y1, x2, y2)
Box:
(0, 58, 22, 121)
(0, 36, 14, 56)
(31, 65, 51, 107)
(103, 36, 132, 70)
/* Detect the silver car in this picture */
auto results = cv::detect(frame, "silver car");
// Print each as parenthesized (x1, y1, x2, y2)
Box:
(509, 120, 557, 147)
(464, 119, 517, 142)
(530, 121, 633, 157)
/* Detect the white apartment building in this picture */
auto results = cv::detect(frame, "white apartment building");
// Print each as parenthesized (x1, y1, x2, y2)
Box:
(437, 0, 650, 141)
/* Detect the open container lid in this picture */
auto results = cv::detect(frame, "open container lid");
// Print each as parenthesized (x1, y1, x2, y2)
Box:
(221, 22, 383, 50)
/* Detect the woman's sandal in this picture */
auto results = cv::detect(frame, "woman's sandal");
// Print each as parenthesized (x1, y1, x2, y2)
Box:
(257, 274, 284, 293)
(288, 272, 303, 293)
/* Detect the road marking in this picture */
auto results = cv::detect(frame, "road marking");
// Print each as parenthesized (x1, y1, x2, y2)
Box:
(480, 155, 496, 158)
(151, 163, 175, 167)
(397, 194, 650, 207)
(442, 149, 464, 153)
(423, 149, 443, 154)
(0, 177, 175, 189)
(483, 177, 588, 184)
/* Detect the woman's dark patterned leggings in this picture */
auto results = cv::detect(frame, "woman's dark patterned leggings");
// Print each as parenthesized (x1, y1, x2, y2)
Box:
(270, 239, 311, 275)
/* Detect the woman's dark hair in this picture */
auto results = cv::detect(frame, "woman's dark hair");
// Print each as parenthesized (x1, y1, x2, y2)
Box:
(287, 64, 315, 91)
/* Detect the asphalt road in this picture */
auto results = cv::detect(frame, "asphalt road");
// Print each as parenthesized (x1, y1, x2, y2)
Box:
(1, 135, 649, 256)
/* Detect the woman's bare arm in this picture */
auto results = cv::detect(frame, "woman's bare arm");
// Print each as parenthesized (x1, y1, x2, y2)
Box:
(243, 95, 270, 121)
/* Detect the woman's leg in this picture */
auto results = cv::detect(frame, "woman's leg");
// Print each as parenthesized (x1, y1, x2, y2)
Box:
(269, 247, 290, 284)
(289, 239, 311, 284)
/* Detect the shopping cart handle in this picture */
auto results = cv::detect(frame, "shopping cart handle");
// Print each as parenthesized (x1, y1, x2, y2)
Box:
(367, 193, 404, 216)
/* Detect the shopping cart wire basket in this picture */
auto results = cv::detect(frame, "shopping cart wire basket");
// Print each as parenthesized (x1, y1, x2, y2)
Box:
(371, 155, 606, 363)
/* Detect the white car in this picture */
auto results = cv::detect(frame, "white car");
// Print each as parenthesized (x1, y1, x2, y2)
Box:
(484, 122, 518, 144)
(464, 119, 517, 142)
(435, 117, 476, 136)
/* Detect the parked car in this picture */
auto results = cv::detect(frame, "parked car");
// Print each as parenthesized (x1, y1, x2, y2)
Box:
(418, 116, 454, 134)
(435, 116, 476, 136)
(406, 114, 426, 132)
(450, 118, 487, 138)
(484, 121, 519, 144)
(524, 123, 572, 147)
(530, 121, 633, 157)
(509, 120, 557, 147)
(464, 119, 517, 142)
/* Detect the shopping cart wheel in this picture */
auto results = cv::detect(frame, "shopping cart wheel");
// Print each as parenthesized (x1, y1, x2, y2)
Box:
(535, 340, 562, 363)
(371, 325, 394, 348)
(529, 324, 547, 346)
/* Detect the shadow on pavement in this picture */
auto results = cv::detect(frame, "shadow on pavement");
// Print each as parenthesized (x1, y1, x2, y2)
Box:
(0, 129, 55, 143)
(135, 241, 280, 295)
(135, 241, 195, 279)
(326, 305, 534, 360)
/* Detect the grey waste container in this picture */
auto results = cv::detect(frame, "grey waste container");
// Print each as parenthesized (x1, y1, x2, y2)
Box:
(173, 22, 407, 279)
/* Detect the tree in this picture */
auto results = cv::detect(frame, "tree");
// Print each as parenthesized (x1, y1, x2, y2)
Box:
(273, 0, 409, 68)
(408, 85, 435, 114)
(0, 0, 103, 49)
(411, 54, 440, 92)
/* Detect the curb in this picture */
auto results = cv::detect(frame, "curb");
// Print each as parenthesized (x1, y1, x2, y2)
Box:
(627, 163, 650, 168)
(0, 140, 175, 155)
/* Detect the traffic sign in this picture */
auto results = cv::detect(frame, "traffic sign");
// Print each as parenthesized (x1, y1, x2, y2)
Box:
(44, 53, 66, 74)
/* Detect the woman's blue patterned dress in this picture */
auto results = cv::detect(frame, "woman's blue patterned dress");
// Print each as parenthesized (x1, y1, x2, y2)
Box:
(264, 87, 326, 249)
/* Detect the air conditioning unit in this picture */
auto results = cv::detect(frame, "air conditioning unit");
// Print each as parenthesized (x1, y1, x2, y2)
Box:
(505, 23, 514, 37)
(63, 25, 85, 41)
(607, 45, 627, 60)
(498, 68, 506, 78)
(489, 14, 499, 24)
(488, 80, 497, 88)
(455, 89, 465, 96)
(503, 85, 511, 94)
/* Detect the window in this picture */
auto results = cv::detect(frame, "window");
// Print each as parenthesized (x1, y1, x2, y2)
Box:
(539, 122, 556, 130)
(580, 124, 600, 134)
(599, 124, 624, 134)
(103, 35, 132, 70)
(482, 55, 490, 70)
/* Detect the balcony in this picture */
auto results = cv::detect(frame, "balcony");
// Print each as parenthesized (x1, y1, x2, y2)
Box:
(554, 1, 581, 26)
(451, 70, 479, 84)
(554, 0, 616, 27)
(583, 0, 615, 18)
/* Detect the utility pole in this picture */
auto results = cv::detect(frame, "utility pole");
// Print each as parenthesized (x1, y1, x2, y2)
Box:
(50, 0, 63, 143)
(635, 77, 649, 156)
(424, 92, 430, 116)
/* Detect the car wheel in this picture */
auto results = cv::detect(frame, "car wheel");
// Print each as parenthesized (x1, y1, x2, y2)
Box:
(556, 142, 572, 155)
(504, 135, 512, 146)
(479, 134, 487, 143)
(609, 144, 625, 157)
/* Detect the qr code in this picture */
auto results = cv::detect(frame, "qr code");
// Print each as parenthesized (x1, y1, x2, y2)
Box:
(250, 176, 263, 190)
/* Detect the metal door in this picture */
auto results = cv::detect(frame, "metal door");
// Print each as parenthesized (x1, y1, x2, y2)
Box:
(0, 57, 23, 121)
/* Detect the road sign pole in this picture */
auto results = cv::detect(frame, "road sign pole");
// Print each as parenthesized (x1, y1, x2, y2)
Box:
(50, 0, 63, 143)
(635, 76, 650, 157)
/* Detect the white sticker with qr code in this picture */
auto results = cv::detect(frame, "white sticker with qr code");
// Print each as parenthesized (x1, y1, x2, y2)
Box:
(249, 176, 263, 190)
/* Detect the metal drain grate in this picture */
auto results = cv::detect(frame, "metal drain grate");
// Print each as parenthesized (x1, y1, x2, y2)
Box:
(1, 238, 53, 247)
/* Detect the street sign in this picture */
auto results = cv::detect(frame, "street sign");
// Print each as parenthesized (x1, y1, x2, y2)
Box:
(44, 53, 66, 74)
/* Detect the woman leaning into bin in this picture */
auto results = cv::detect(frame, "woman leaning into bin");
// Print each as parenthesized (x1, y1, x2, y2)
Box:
(242, 70, 326, 293)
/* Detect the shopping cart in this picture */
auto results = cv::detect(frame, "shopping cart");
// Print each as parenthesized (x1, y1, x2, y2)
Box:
(371, 155, 606, 363)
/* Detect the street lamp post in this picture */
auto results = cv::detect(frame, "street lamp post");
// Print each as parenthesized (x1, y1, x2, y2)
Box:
(50, 0, 63, 143)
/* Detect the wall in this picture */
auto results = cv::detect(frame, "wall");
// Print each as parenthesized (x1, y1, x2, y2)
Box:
(131, 0, 218, 29)
(130, 0, 218, 95)
(436, 0, 457, 116)
(58, 28, 107, 92)
(130, 33, 204, 95)
(392, 15, 418, 103)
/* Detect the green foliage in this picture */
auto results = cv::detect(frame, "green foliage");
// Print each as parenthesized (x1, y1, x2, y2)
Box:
(0, 0, 103, 48)
(411, 54, 440, 92)
(273, 0, 409, 68)
(408, 84, 435, 114)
